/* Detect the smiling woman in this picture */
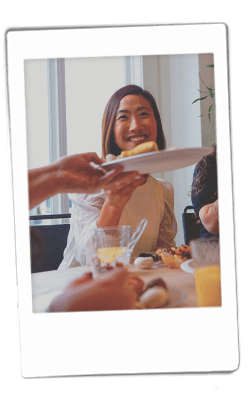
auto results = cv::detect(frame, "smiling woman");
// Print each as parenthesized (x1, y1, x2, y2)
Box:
(59, 85, 177, 269)
(102, 85, 166, 158)
(113, 94, 158, 151)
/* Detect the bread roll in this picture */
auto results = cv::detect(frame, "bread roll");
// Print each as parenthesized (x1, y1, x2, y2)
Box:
(134, 257, 153, 269)
(139, 286, 169, 308)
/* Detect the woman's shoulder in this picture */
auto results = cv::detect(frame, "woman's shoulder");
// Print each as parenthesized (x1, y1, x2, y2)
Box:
(152, 176, 174, 191)
(151, 177, 174, 202)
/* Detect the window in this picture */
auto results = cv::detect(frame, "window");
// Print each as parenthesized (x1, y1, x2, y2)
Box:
(25, 56, 142, 224)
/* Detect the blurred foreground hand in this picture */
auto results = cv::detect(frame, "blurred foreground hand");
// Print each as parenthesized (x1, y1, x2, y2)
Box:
(48, 268, 137, 312)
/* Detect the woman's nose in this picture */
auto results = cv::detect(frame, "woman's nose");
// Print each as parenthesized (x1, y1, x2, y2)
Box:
(129, 116, 142, 131)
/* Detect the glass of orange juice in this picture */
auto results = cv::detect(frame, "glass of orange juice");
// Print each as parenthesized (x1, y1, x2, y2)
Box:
(90, 226, 131, 276)
(190, 237, 222, 307)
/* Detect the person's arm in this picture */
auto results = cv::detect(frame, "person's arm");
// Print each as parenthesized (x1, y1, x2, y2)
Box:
(199, 199, 219, 234)
(48, 268, 137, 312)
(28, 152, 124, 210)
(29, 164, 59, 210)
(97, 173, 149, 227)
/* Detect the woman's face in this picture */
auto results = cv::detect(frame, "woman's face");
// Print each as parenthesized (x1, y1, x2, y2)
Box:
(113, 94, 157, 152)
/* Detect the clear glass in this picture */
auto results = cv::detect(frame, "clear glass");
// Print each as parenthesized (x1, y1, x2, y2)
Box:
(190, 237, 220, 268)
(195, 266, 221, 307)
(190, 237, 221, 307)
(87, 226, 131, 277)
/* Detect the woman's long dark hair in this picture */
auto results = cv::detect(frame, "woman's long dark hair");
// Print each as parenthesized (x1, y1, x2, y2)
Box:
(102, 85, 166, 158)
(191, 143, 217, 197)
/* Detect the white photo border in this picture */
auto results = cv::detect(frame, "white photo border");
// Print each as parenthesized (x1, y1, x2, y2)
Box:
(7, 24, 239, 378)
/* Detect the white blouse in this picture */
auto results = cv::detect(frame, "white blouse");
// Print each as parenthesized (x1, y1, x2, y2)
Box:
(58, 176, 177, 269)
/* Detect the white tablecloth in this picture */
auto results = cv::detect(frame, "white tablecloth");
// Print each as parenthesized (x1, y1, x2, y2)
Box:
(31, 265, 198, 312)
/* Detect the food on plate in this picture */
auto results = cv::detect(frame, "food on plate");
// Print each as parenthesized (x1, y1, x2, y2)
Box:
(156, 245, 191, 268)
(134, 250, 163, 268)
(139, 287, 169, 308)
(120, 141, 159, 158)
(105, 141, 159, 163)
(167, 146, 181, 151)
(174, 244, 192, 259)
(144, 278, 168, 291)
(125, 274, 144, 300)
(105, 154, 117, 162)
(160, 251, 183, 268)
(134, 256, 154, 269)
(155, 249, 163, 260)
(139, 278, 169, 308)
(139, 252, 161, 262)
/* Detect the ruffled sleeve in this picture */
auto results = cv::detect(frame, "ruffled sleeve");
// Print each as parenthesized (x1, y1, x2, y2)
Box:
(155, 181, 177, 249)
(59, 191, 106, 268)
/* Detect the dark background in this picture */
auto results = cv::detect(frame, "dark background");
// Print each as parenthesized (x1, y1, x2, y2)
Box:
(2, 7, 247, 400)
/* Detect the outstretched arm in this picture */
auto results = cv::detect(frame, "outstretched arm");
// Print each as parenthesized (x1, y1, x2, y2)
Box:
(28, 152, 124, 210)
(48, 268, 137, 312)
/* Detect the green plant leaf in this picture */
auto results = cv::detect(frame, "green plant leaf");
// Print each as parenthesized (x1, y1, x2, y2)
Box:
(206, 64, 214, 68)
(192, 95, 209, 104)
(198, 89, 209, 94)
(208, 104, 215, 122)
(199, 74, 212, 91)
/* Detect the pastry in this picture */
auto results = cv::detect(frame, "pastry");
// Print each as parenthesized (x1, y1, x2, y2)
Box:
(174, 245, 191, 260)
(139, 278, 168, 308)
(125, 274, 144, 300)
(120, 141, 159, 158)
(134, 257, 153, 269)
(139, 252, 161, 262)
(139, 278, 169, 308)
(144, 278, 168, 291)
(139, 287, 169, 308)
(157, 245, 191, 268)
(158, 249, 182, 268)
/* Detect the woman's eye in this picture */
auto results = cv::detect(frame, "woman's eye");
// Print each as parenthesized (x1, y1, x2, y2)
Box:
(118, 115, 127, 120)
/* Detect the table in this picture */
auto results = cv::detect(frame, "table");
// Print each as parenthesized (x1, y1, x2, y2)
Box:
(31, 264, 199, 312)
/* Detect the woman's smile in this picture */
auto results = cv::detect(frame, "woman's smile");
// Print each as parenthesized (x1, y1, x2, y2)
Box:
(126, 134, 148, 142)
(113, 94, 157, 152)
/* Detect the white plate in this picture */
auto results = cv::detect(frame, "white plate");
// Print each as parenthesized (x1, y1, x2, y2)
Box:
(101, 147, 213, 175)
(181, 259, 195, 274)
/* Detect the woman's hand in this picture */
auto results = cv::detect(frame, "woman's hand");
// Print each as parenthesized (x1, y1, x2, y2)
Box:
(48, 268, 137, 312)
(97, 172, 149, 227)
(54, 152, 125, 194)
(29, 152, 125, 209)
(105, 172, 149, 207)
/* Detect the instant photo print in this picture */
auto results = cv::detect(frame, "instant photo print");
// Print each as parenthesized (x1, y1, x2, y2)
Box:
(7, 23, 239, 378)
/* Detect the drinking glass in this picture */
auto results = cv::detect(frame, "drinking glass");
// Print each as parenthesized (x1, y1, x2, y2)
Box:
(190, 237, 221, 307)
(87, 226, 131, 277)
